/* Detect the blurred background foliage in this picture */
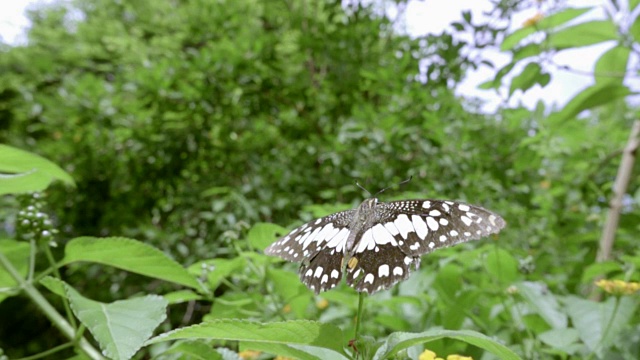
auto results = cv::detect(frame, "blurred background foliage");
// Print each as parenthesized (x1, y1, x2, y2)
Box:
(1, 0, 639, 358)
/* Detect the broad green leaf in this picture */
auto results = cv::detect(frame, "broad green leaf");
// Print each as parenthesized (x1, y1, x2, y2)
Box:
(548, 83, 631, 123)
(267, 267, 312, 318)
(241, 342, 348, 360)
(64, 281, 168, 360)
(189, 257, 246, 290)
(62, 237, 201, 290)
(509, 62, 545, 96)
(538, 328, 580, 351)
(247, 222, 286, 250)
(515, 281, 567, 329)
(564, 296, 638, 353)
(146, 319, 347, 359)
(485, 248, 519, 284)
(372, 329, 521, 360)
(0, 239, 30, 302)
(163, 290, 203, 304)
(632, 0, 640, 12)
(512, 43, 543, 61)
(594, 45, 629, 85)
(548, 20, 618, 49)
(0, 144, 75, 195)
(161, 340, 224, 360)
(40, 276, 66, 297)
(501, 7, 591, 50)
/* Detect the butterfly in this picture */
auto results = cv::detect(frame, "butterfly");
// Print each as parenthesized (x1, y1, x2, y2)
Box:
(265, 197, 506, 294)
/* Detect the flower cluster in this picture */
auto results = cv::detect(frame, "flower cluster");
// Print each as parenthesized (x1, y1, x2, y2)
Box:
(419, 349, 473, 360)
(595, 279, 640, 295)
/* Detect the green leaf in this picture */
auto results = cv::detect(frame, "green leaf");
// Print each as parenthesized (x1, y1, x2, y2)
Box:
(147, 319, 348, 359)
(581, 261, 623, 283)
(564, 295, 638, 354)
(509, 62, 545, 96)
(485, 248, 519, 284)
(0, 144, 75, 195)
(63, 281, 168, 360)
(548, 20, 618, 49)
(162, 340, 224, 360)
(515, 281, 567, 329)
(538, 328, 580, 352)
(40, 276, 66, 297)
(62, 237, 201, 290)
(247, 222, 286, 250)
(547, 83, 631, 123)
(631, 0, 640, 12)
(0, 239, 30, 303)
(163, 290, 203, 305)
(630, 13, 640, 43)
(189, 257, 246, 290)
(594, 45, 629, 85)
(372, 329, 521, 360)
(501, 7, 591, 50)
(267, 268, 312, 318)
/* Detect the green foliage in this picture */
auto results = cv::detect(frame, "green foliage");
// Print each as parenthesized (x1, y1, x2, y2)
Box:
(1, 0, 640, 359)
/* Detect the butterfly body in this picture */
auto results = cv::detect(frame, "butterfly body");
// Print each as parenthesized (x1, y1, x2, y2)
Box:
(265, 198, 506, 294)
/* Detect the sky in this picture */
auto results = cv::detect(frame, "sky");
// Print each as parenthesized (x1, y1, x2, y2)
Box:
(0, 0, 613, 112)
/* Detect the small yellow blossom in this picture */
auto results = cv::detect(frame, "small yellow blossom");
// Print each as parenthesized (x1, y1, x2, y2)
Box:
(447, 355, 473, 360)
(316, 298, 329, 310)
(282, 304, 291, 313)
(419, 349, 445, 360)
(595, 279, 640, 295)
(238, 350, 261, 360)
(523, 12, 544, 27)
(274, 356, 295, 360)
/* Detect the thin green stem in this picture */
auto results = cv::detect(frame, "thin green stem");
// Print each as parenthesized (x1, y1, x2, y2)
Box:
(354, 291, 365, 341)
(0, 251, 104, 360)
(42, 244, 77, 329)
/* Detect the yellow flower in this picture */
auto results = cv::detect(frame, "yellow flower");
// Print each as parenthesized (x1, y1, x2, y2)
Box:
(522, 12, 544, 27)
(419, 349, 444, 360)
(316, 298, 329, 310)
(447, 355, 473, 360)
(595, 279, 640, 295)
(282, 304, 291, 313)
(238, 350, 261, 359)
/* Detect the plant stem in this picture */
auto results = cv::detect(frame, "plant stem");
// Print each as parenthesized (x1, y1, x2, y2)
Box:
(354, 291, 365, 341)
(0, 252, 105, 360)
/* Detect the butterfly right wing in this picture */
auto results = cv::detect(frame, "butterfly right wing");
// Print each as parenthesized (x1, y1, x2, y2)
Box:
(264, 209, 355, 293)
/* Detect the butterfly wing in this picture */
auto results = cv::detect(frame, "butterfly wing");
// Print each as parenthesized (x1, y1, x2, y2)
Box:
(265, 209, 355, 293)
(345, 199, 505, 293)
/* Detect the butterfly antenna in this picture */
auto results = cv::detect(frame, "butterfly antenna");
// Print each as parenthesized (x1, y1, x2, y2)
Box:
(355, 180, 372, 197)
(374, 176, 413, 197)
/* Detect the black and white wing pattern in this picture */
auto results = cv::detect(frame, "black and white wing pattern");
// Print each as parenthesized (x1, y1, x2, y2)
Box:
(265, 198, 506, 295)
(345, 199, 506, 293)
(264, 209, 354, 293)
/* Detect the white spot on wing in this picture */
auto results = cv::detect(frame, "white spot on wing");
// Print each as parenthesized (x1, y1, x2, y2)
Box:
(439, 235, 447, 242)
(412, 215, 428, 239)
(460, 216, 472, 226)
(393, 266, 403, 276)
(429, 209, 441, 217)
(326, 228, 349, 252)
(305, 268, 313, 277)
(356, 228, 376, 253)
(422, 201, 431, 208)
(371, 224, 397, 246)
(394, 214, 414, 239)
(378, 264, 390, 277)
(384, 222, 400, 236)
(364, 273, 374, 284)
(439, 218, 449, 226)
(450, 230, 459, 236)
(314, 266, 324, 278)
(321, 274, 328, 284)
(458, 204, 470, 212)
(331, 269, 340, 279)
(426, 217, 439, 231)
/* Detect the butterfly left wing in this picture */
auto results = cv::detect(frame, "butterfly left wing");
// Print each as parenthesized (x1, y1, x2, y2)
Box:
(265, 209, 355, 293)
